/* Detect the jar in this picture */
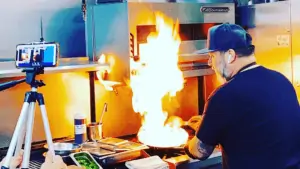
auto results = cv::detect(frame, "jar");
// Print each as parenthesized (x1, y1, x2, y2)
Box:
(74, 113, 87, 144)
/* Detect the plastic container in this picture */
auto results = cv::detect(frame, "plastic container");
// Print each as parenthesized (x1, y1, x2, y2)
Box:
(74, 113, 87, 144)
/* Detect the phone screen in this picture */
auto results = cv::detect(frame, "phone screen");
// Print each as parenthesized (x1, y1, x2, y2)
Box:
(15, 43, 58, 68)
(73, 152, 101, 169)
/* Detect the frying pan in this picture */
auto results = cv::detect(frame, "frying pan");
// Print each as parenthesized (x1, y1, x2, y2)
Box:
(138, 118, 200, 151)
(137, 133, 190, 151)
(146, 144, 185, 151)
(143, 144, 186, 159)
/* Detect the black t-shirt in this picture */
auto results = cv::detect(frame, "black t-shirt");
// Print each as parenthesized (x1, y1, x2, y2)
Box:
(197, 66, 300, 169)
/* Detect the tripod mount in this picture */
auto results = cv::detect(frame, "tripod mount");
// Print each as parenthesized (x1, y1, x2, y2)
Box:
(23, 67, 45, 88)
(0, 67, 45, 92)
(1, 67, 55, 169)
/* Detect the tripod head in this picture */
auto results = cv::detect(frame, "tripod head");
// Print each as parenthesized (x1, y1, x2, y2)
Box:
(22, 66, 45, 88)
(0, 67, 45, 92)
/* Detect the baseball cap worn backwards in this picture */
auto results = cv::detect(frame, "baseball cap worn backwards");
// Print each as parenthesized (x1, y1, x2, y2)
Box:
(194, 23, 253, 54)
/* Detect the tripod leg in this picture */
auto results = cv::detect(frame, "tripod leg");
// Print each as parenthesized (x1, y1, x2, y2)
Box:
(1, 92, 32, 169)
(14, 106, 29, 156)
(11, 103, 31, 169)
(20, 101, 36, 169)
(36, 93, 55, 161)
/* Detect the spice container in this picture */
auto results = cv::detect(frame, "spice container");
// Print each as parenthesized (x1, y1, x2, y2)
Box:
(74, 113, 87, 144)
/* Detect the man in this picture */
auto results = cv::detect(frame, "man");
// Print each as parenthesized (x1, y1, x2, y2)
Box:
(184, 23, 300, 169)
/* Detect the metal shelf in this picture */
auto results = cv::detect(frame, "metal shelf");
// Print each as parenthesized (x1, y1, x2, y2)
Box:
(0, 57, 109, 78)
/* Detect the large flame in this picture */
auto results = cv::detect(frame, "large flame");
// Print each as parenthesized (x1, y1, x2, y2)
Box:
(130, 12, 188, 147)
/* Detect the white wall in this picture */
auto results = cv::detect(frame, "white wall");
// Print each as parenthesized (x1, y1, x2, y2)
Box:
(0, 0, 85, 58)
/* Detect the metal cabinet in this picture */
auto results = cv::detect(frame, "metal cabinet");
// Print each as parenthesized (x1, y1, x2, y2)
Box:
(238, 0, 300, 102)
(246, 1, 293, 82)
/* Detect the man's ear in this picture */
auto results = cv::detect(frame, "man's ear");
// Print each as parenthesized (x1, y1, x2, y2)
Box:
(227, 49, 236, 64)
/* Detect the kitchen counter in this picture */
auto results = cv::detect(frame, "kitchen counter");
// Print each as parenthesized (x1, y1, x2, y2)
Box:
(0, 135, 222, 169)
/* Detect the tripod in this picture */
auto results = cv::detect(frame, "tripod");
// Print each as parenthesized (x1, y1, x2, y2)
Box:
(1, 67, 55, 169)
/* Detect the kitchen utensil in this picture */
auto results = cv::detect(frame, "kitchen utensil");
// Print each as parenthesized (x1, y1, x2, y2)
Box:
(88, 148, 116, 156)
(87, 122, 103, 141)
(86, 103, 107, 141)
(81, 142, 99, 150)
(98, 137, 128, 145)
(97, 149, 149, 166)
(44, 142, 82, 156)
(81, 142, 121, 155)
(100, 103, 108, 124)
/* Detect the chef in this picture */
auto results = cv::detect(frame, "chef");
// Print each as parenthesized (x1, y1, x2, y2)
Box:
(184, 23, 300, 169)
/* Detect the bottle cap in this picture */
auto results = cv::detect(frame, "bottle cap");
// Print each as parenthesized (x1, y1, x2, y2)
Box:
(74, 113, 86, 120)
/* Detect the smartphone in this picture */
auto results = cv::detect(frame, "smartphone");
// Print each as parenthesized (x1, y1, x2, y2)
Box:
(15, 42, 59, 68)
(70, 151, 103, 169)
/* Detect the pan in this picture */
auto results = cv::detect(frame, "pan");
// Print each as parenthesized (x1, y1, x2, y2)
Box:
(136, 136, 186, 152)
(137, 119, 199, 151)
(44, 142, 82, 156)
(141, 139, 185, 150)
(144, 144, 186, 159)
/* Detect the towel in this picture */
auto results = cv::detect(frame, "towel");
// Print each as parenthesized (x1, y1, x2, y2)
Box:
(125, 156, 169, 169)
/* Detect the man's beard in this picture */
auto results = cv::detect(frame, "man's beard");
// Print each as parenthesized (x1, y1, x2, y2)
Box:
(215, 66, 230, 83)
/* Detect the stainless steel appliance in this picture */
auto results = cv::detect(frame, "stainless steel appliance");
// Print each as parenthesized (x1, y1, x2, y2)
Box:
(236, 0, 300, 100)
(85, 1, 235, 81)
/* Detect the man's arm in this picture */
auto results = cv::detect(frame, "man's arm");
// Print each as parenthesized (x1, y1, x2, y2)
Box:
(184, 87, 233, 160)
(184, 136, 215, 160)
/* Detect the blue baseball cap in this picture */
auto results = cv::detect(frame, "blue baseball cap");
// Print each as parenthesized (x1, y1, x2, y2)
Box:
(194, 23, 253, 54)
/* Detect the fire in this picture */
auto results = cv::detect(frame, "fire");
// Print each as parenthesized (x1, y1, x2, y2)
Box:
(130, 12, 188, 147)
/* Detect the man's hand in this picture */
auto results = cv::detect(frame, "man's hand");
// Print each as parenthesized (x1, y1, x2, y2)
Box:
(187, 115, 202, 131)
(184, 136, 214, 161)
(41, 152, 68, 169)
(41, 152, 84, 169)
(0, 150, 24, 168)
